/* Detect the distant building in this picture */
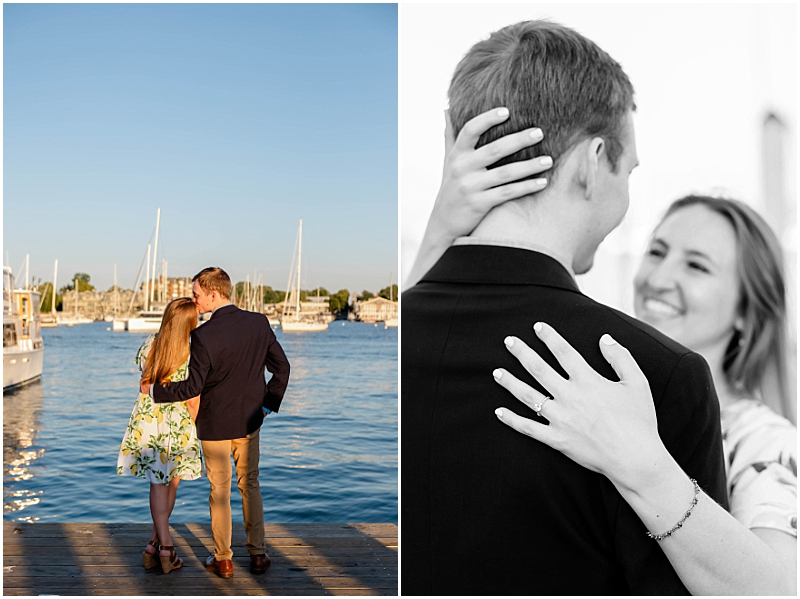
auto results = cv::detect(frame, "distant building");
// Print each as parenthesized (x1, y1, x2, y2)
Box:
(353, 296, 398, 323)
(141, 277, 193, 302)
(61, 288, 145, 320)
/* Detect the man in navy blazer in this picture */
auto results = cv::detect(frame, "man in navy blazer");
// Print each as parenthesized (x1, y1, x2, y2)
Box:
(401, 21, 728, 595)
(141, 267, 290, 578)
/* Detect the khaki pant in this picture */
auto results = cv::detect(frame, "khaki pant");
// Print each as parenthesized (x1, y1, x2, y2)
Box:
(202, 429, 265, 560)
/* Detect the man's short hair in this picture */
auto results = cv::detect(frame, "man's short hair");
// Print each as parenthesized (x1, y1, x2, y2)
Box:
(448, 20, 635, 175)
(193, 267, 231, 299)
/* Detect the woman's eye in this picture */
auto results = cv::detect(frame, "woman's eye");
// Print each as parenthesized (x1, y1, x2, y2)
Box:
(648, 247, 665, 258)
(688, 261, 709, 273)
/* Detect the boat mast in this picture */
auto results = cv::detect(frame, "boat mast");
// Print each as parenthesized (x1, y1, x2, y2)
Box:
(145, 244, 151, 312)
(52, 260, 58, 318)
(296, 218, 303, 316)
(25, 254, 29, 289)
(113, 263, 118, 317)
(282, 219, 300, 322)
(150, 208, 161, 308)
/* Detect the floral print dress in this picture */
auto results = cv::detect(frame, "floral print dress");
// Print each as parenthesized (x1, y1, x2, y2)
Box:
(721, 399, 796, 536)
(117, 334, 204, 483)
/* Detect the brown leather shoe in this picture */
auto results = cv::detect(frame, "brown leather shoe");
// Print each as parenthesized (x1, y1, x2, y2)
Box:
(250, 553, 271, 574)
(205, 555, 233, 578)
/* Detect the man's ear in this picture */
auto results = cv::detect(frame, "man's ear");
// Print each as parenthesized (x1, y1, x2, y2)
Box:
(583, 137, 605, 201)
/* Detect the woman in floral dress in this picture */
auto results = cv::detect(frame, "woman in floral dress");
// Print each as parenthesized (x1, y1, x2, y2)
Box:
(117, 297, 204, 573)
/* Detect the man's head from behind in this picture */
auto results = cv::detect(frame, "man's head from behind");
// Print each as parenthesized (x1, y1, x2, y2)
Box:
(192, 267, 231, 314)
(448, 20, 638, 273)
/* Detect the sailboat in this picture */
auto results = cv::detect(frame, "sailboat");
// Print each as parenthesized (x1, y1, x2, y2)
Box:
(40, 259, 58, 328)
(56, 275, 93, 326)
(384, 272, 398, 329)
(280, 219, 328, 332)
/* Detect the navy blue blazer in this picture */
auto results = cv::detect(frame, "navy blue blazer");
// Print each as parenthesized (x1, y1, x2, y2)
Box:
(401, 245, 728, 596)
(153, 304, 290, 441)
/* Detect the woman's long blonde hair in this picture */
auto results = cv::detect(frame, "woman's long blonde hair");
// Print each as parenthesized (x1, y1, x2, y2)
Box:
(141, 298, 198, 385)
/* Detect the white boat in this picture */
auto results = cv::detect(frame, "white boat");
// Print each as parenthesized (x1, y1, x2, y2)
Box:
(280, 219, 328, 333)
(56, 315, 93, 326)
(281, 320, 328, 332)
(3, 266, 44, 391)
(384, 317, 398, 329)
(126, 308, 164, 333)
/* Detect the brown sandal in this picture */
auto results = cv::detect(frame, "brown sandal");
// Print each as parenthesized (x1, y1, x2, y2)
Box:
(143, 540, 160, 570)
(159, 545, 183, 574)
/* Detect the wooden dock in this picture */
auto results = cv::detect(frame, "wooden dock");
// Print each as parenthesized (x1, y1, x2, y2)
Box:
(3, 522, 397, 596)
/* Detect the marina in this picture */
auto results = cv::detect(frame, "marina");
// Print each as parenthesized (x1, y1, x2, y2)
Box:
(4, 321, 397, 524)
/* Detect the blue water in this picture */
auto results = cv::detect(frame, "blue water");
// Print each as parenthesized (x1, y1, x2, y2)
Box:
(3, 321, 397, 523)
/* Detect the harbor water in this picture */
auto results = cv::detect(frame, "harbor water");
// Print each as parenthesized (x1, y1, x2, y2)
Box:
(3, 321, 397, 524)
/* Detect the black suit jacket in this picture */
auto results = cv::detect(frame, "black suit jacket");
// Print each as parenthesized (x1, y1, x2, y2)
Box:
(401, 245, 728, 596)
(153, 305, 290, 441)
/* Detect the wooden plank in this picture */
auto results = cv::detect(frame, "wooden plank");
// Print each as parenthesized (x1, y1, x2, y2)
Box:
(2, 554, 396, 567)
(3, 545, 394, 558)
(5, 564, 397, 578)
(2, 575, 397, 589)
(3, 587, 396, 596)
(4, 536, 396, 549)
(3, 522, 398, 538)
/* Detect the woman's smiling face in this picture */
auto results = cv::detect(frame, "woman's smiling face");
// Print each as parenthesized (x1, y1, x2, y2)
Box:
(634, 204, 742, 358)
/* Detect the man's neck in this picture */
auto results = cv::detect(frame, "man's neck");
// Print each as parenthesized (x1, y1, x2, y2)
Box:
(469, 200, 580, 270)
(211, 301, 233, 314)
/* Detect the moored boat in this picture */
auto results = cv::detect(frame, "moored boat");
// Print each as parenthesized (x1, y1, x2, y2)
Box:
(3, 267, 44, 391)
(280, 219, 328, 333)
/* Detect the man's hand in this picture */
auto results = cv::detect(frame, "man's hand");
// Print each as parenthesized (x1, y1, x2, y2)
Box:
(140, 380, 152, 396)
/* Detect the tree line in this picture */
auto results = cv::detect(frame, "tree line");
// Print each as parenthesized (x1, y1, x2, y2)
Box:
(36, 273, 398, 316)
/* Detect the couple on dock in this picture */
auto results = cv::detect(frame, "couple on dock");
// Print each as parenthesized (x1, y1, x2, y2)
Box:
(116, 267, 291, 578)
(403, 19, 796, 596)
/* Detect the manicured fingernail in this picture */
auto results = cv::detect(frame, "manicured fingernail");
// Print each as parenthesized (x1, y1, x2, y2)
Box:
(497, 107, 509, 117)
(504, 336, 514, 348)
(495, 408, 505, 418)
(530, 128, 543, 140)
(535, 178, 547, 186)
(601, 334, 617, 345)
(533, 322, 542, 333)
(493, 368, 503, 380)
(540, 156, 553, 167)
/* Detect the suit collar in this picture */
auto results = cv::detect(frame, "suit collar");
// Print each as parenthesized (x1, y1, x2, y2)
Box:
(420, 245, 581, 293)
(209, 304, 238, 320)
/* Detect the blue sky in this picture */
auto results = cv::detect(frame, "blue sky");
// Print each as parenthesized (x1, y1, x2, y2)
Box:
(4, 3, 397, 294)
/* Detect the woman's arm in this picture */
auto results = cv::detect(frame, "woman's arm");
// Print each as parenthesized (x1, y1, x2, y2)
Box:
(185, 396, 200, 421)
(404, 107, 552, 289)
(494, 323, 796, 596)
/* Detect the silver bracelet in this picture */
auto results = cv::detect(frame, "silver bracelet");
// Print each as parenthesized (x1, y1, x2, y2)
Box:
(646, 478, 700, 541)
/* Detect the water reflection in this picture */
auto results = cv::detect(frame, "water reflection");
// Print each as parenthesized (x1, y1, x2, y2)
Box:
(3, 381, 45, 522)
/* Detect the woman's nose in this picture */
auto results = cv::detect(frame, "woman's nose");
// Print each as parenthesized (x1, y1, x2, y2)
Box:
(645, 261, 679, 291)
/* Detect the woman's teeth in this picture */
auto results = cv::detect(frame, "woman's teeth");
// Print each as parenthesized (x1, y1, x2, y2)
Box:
(644, 297, 681, 317)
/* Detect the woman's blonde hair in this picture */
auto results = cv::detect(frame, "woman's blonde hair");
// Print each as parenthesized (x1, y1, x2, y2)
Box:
(664, 196, 793, 422)
(141, 298, 198, 385)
